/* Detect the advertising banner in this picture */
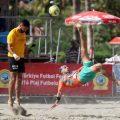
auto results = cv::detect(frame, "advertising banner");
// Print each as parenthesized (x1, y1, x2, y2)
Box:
(0, 62, 112, 96)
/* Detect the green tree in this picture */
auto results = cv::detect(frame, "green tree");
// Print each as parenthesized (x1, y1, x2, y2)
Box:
(17, 0, 120, 63)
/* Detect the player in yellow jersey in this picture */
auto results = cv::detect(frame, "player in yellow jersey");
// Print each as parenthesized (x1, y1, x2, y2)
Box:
(7, 19, 30, 107)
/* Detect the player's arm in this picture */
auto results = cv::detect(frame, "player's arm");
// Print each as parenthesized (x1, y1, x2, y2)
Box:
(7, 33, 20, 61)
(51, 80, 64, 109)
(7, 42, 20, 61)
(52, 92, 62, 108)
(7, 32, 15, 55)
(55, 80, 63, 103)
(56, 80, 63, 103)
(7, 43, 14, 55)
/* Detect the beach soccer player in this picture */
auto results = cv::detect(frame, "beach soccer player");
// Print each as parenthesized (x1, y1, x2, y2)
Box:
(51, 25, 120, 108)
(7, 19, 30, 107)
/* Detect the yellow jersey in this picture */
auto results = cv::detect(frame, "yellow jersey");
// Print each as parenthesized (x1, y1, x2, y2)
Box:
(7, 28, 26, 58)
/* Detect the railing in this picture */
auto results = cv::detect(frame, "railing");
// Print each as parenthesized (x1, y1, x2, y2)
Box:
(0, 16, 56, 62)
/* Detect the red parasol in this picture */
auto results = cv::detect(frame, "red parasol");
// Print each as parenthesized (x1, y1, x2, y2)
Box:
(65, 10, 120, 25)
(109, 37, 120, 56)
(109, 37, 120, 45)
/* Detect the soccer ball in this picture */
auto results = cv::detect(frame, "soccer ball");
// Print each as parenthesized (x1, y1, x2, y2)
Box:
(49, 5, 60, 16)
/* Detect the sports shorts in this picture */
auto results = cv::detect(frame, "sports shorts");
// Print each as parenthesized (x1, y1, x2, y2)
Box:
(8, 57, 25, 73)
(79, 61, 96, 83)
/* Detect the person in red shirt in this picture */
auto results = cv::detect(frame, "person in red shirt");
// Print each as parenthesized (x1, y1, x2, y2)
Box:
(51, 25, 120, 109)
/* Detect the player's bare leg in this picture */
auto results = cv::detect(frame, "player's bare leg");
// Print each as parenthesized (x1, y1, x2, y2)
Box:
(14, 73, 27, 116)
(8, 72, 16, 107)
(100, 64, 120, 85)
(90, 63, 102, 72)
(8, 72, 20, 115)
(78, 26, 90, 62)
(92, 64, 120, 86)
(15, 73, 22, 106)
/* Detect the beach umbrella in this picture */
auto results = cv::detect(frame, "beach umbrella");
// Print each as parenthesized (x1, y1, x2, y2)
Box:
(109, 37, 120, 56)
(109, 37, 120, 45)
(65, 10, 120, 26)
(65, 10, 120, 61)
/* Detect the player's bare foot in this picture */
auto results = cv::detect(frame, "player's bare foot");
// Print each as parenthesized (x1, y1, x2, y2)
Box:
(8, 99, 13, 108)
(14, 99, 20, 106)
(8, 100, 19, 115)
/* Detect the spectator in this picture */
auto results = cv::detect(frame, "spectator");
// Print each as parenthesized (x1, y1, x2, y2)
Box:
(65, 40, 80, 64)
(32, 26, 44, 36)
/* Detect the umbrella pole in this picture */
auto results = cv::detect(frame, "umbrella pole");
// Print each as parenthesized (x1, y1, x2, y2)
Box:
(112, 46, 115, 56)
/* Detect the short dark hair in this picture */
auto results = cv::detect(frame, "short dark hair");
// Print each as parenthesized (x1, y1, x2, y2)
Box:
(21, 19, 30, 28)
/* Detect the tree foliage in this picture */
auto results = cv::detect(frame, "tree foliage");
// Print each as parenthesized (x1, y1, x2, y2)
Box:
(18, 0, 120, 63)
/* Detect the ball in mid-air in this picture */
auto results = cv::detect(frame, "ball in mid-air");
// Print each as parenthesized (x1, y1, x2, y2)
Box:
(49, 5, 60, 16)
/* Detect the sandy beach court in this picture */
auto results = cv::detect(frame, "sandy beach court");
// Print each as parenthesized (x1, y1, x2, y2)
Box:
(0, 98, 120, 120)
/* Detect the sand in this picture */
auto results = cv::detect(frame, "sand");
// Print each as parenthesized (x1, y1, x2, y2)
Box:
(0, 98, 120, 120)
